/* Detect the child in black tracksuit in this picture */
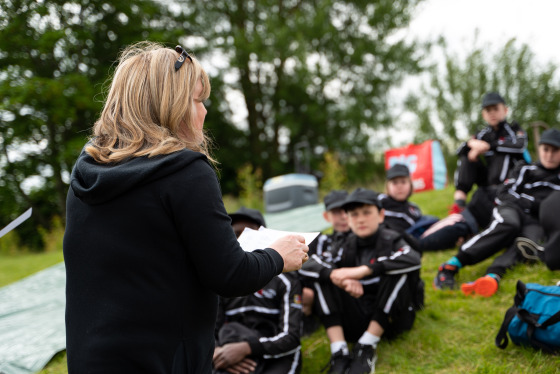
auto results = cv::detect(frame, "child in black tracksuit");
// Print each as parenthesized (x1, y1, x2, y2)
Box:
(214, 273, 302, 374)
(213, 208, 303, 374)
(299, 190, 351, 335)
(420, 92, 528, 252)
(305, 190, 351, 263)
(378, 164, 438, 240)
(299, 188, 422, 374)
(434, 129, 560, 297)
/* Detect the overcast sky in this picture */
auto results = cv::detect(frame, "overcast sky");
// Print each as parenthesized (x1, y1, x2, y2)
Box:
(406, 0, 560, 65)
(380, 0, 560, 146)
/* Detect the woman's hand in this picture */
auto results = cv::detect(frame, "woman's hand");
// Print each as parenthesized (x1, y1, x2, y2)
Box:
(268, 235, 309, 272)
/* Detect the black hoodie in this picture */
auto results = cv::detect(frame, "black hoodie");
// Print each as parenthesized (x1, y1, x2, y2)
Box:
(63, 147, 284, 374)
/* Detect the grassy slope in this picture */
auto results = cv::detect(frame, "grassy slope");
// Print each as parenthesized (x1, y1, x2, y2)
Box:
(2, 186, 560, 373)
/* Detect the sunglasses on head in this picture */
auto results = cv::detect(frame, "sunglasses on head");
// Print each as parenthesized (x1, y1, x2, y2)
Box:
(174, 45, 192, 71)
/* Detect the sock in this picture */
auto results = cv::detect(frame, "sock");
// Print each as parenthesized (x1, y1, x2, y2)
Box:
(447, 256, 463, 269)
(486, 273, 501, 282)
(358, 331, 381, 348)
(455, 199, 466, 207)
(330, 341, 349, 355)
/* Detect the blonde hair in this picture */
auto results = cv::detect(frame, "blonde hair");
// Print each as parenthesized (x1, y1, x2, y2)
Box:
(86, 41, 214, 163)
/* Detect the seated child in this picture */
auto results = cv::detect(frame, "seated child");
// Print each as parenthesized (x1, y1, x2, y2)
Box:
(449, 92, 528, 214)
(299, 190, 351, 334)
(434, 128, 560, 297)
(300, 188, 422, 374)
(306, 190, 351, 260)
(378, 163, 438, 240)
(213, 207, 303, 374)
(419, 92, 528, 252)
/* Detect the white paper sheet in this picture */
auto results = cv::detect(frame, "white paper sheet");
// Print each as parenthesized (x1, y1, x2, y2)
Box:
(237, 226, 319, 252)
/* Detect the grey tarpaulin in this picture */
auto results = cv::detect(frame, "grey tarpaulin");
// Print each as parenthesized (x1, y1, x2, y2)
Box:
(0, 203, 329, 373)
(0, 262, 66, 374)
(264, 203, 331, 233)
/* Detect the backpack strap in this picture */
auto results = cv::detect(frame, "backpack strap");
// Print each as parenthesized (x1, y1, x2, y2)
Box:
(495, 280, 527, 350)
(540, 309, 560, 329)
(495, 305, 518, 349)
(532, 309, 560, 355)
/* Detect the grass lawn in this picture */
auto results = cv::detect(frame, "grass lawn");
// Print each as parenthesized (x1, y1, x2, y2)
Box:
(2, 186, 560, 373)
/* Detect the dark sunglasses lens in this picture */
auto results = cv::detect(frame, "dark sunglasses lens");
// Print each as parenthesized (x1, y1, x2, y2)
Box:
(174, 45, 192, 71)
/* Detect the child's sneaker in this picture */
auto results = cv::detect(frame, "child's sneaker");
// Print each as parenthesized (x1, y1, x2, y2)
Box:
(461, 275, 499, 297)
(433, 263, 458, 290)
(515, 237, 544, 261)
(347, 343, 377, 374)
(323, 350, 351, 374)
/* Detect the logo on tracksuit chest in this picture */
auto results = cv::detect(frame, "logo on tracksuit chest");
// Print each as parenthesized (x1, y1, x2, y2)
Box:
(255, 289, 277, 299)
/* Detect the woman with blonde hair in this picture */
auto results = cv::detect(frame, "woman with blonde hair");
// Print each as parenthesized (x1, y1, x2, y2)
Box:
(63, 42, 308, 374)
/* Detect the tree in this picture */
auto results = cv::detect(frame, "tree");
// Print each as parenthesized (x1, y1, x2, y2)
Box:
(0, 0, 192, 249)
(187, 0, 426, 184)
(404, 37, 560, 158)
(0, 0, 428, 249)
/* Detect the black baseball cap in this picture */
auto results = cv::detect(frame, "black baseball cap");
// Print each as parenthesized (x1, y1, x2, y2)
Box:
(324, 190, 348, 211)
(386, 164, 410, 180)
(482, 92, 506, 108)
(539, 128, 560, 148)
(229, 206, 266, 227)
(341, 188, 381, 210)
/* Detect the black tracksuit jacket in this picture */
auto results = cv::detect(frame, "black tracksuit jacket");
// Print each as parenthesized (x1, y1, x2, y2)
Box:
(495, 162, 560, 217)
(455, 120, 527, 189)
(378, 194, 422, 233)
(299, 225, 422, 285)
(63, 147, 284, 374)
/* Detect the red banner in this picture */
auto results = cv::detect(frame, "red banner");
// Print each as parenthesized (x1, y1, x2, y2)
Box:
(384, 140, 447, 192)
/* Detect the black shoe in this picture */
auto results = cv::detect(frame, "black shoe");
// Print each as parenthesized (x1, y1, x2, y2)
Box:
(322, 350, 351, 374)
(515, 237, 543, 261)
(347, 343, 377, 374)
(434, 263, 458, 290)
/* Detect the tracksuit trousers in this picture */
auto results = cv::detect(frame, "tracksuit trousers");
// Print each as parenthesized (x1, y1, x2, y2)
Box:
(455, 205, 544, 277)
(311, 273, 417, 342)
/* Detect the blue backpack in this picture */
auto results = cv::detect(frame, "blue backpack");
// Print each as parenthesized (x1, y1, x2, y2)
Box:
(495, 280, 560, 354)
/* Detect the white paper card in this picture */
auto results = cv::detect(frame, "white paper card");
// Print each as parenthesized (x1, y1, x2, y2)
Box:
(0, 208, 32, 239)
(237, 226, 319, 252)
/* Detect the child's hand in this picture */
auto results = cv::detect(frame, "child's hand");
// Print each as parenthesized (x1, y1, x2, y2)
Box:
(467, 139, 490, 161)
(342, 279, 364, 298)
(225, 358, 258, 374)
(330, 266, 372, 287)
(213, 342, 252, 371)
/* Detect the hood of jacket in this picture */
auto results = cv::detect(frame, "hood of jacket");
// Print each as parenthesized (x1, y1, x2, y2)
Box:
(69, 146, 207, 205)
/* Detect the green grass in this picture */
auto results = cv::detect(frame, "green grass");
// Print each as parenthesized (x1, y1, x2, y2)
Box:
(2, 186, 560, 373)
(0, 249, 64, 288)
